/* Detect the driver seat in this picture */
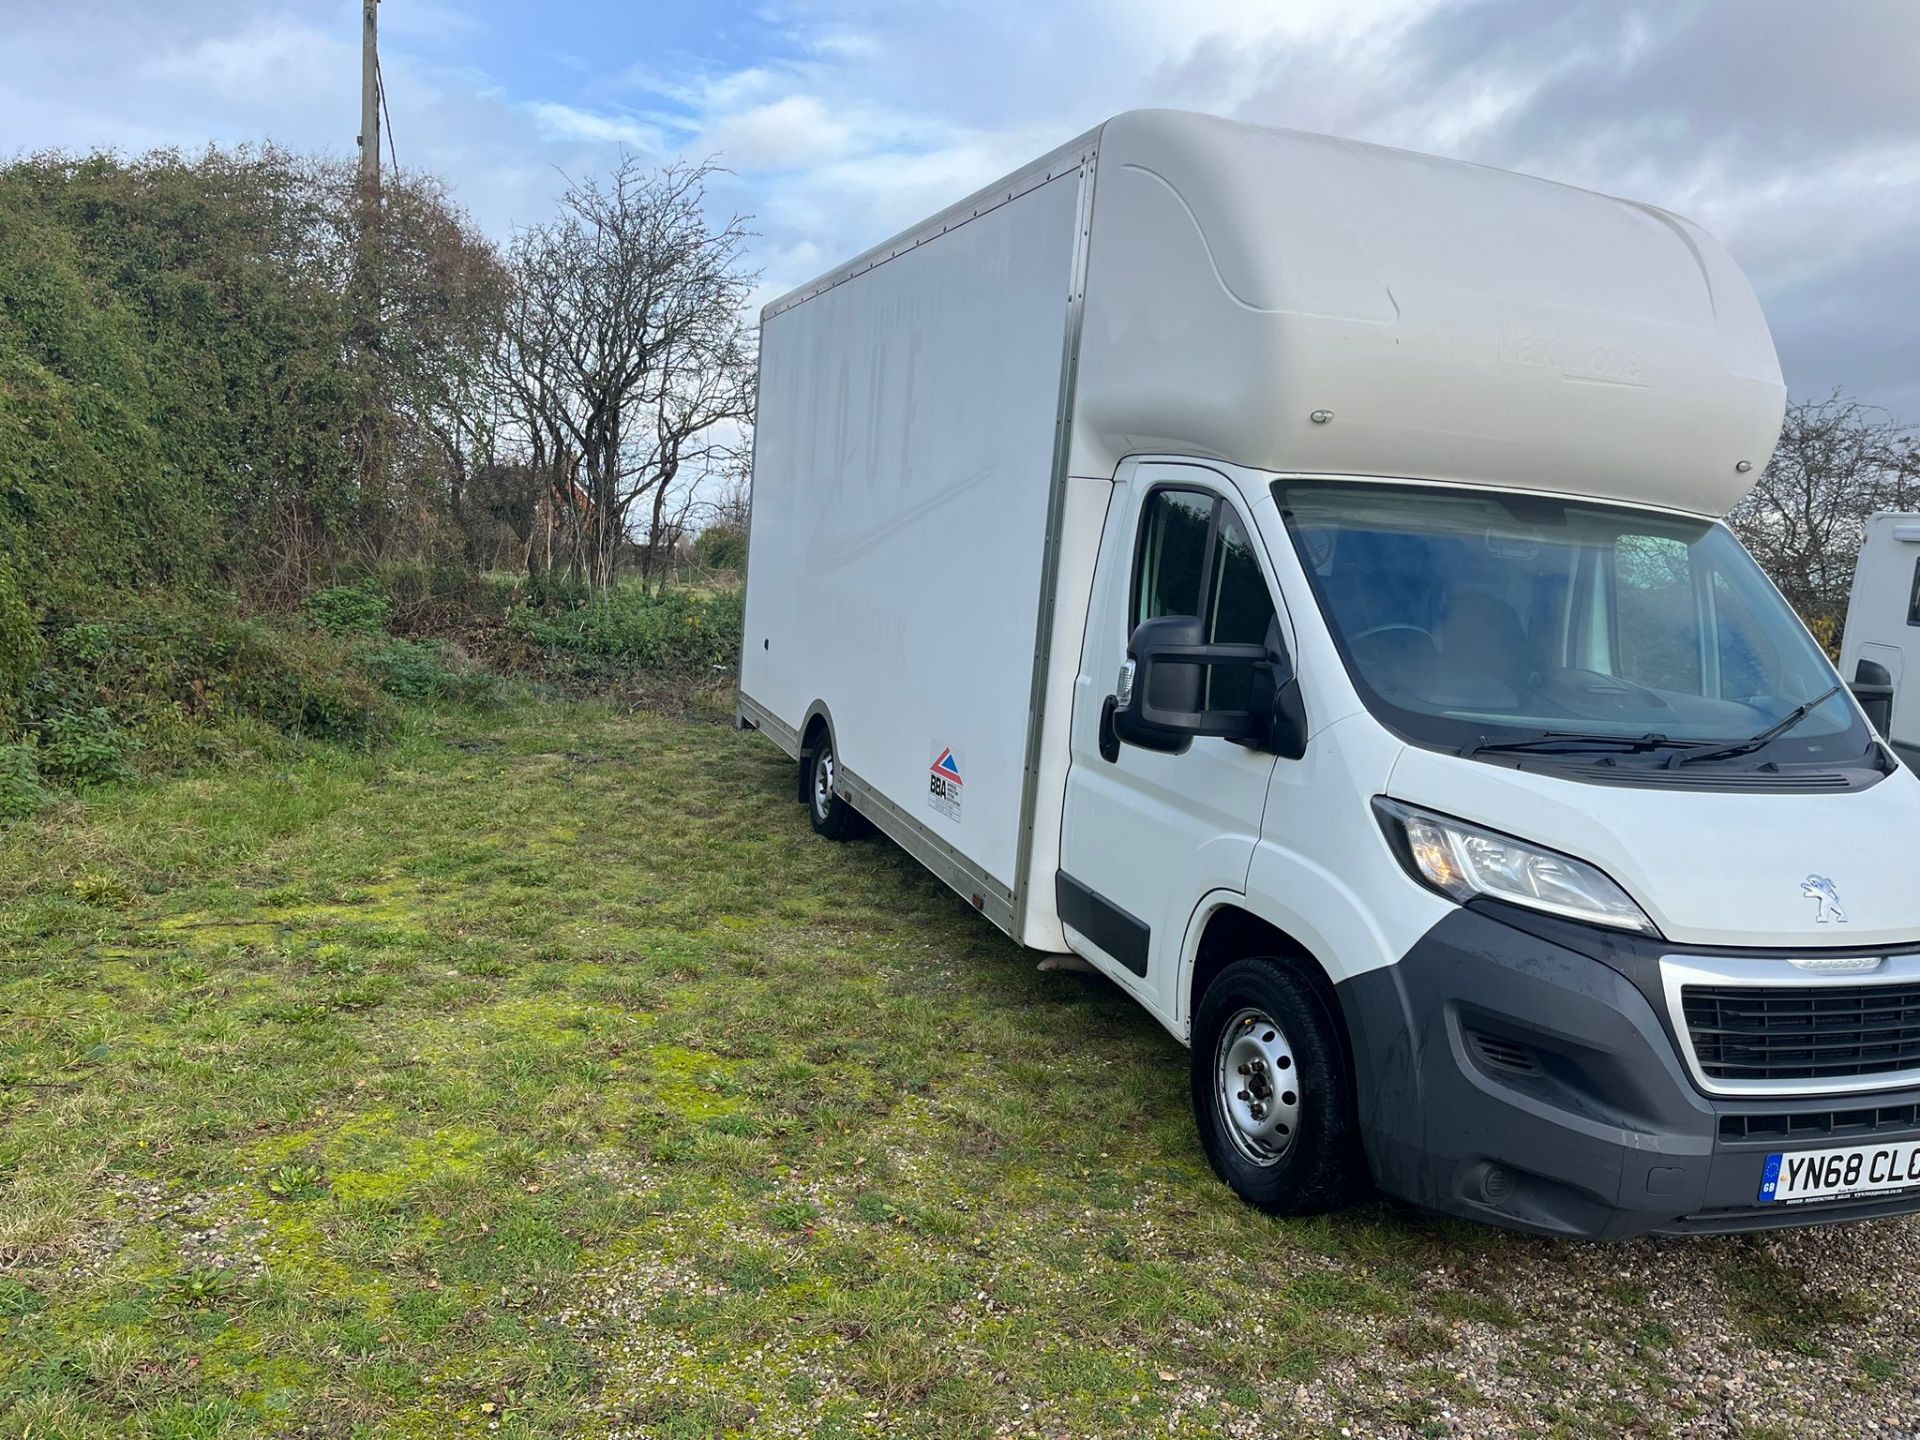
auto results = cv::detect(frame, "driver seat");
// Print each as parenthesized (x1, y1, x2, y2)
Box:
(1437, 592, 1534, 691)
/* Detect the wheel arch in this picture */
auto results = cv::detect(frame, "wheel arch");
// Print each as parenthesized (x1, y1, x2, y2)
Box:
(1181, 896, 1375, 1214)
(797, 701, 838, 802)
(1177, 895, 1350, 1055)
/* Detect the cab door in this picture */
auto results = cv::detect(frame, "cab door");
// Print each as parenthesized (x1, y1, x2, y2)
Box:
(1058, 462, 1287, 1024)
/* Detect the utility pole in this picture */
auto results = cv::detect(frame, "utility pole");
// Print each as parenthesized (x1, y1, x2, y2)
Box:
(358, 0, 381, 212)
(355, 0, 385, 552)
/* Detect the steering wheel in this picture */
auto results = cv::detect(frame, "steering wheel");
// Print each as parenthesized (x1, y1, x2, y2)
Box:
(1352, 623, 1436, 646)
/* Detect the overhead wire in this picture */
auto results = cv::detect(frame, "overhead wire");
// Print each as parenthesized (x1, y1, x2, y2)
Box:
(376, 55, 398, 174)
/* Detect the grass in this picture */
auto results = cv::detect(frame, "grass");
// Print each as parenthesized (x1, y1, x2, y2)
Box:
(2, 693, 1916, 1437)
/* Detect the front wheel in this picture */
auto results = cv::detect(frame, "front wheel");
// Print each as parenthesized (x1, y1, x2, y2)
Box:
(1191, 957, 1367, 1215)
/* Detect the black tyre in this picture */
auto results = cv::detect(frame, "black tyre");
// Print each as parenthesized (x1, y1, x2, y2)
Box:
(1190, 956, 1367, 1215)
(805, 737, 869, 841)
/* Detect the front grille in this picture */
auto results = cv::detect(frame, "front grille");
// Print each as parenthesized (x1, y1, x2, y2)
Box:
(1683, 981, 1920, 1082)
(1719, 1102, 1920, 1143)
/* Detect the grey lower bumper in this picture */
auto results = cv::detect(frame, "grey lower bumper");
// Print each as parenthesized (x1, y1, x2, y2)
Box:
(1338, 905, 1920, 1239)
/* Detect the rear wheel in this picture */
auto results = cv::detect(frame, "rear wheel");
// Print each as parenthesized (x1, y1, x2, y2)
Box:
(1191, 956, 1367, 1214)
(805, 737, 868, 840)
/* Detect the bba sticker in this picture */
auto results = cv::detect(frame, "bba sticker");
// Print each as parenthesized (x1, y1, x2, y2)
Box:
(928, 744, 964, 823)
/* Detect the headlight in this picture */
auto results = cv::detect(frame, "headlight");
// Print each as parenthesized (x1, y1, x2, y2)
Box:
(1373, 798, 1658, 936)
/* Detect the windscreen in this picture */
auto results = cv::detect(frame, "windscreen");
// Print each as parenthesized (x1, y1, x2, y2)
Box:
(1275, 481, 1872, 771)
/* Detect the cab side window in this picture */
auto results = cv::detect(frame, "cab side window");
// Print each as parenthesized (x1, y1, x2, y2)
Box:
(1132, 487, 1280, 710)
(1135, 489, 1213, 628)
(1907, 558, 1920, 628)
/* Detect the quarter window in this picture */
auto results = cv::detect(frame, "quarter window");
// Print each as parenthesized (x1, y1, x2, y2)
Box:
(1207, 509, 1276, 709)
(1907, 558, 1920, 628)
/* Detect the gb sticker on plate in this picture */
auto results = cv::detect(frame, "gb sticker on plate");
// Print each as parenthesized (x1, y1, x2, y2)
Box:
(928, 744, 964, 823)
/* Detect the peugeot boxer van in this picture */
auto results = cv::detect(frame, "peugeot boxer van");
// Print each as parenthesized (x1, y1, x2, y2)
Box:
(738, 110, 1920, 1237)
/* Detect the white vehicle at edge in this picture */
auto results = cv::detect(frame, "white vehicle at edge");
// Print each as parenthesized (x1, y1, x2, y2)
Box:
(737, 110, 1920, 1238)
(1840, 512, 1920, 770)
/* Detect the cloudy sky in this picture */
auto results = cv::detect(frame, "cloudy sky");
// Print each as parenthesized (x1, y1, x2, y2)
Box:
(4, 0, 1916, 417)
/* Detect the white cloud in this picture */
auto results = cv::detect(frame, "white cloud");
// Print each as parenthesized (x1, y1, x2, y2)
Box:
(1, 0, 1914, 416)
(803, 25, 880, 61)
(141, 19, 349, 101)
(522, 101, 668, 153)
(1110, 0, 1442, 58)
(704, 94, 853, 171)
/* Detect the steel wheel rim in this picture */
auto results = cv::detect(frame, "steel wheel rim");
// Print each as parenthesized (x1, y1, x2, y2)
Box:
(812, 748, 835, 819)
(1215, 1006, 1301, 1166)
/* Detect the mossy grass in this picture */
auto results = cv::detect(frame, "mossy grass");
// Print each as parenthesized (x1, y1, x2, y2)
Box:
(1, 698, 1912, 1436)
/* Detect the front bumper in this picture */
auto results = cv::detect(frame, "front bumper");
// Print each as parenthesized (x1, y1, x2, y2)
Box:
(1338, 903, 1920, 1238)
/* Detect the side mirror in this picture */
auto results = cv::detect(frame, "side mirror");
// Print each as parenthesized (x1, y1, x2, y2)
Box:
(1851, 658, 1896, 738)
(1109, 615, 1307, 759)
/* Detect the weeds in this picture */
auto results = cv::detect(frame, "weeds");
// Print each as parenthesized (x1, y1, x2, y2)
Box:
(0, 743, 47, 819)
(264, 1162, 327, 1201)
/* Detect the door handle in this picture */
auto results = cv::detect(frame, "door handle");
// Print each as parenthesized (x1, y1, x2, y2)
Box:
(1098, 695, 1120, 763)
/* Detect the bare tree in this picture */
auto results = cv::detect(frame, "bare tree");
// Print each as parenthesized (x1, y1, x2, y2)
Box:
(376, 171, 512, 566)
(1728, 394, 1920, 643)
(487, 261, 581, 576)
(709, 468, 751, 534)
(688, 461, 753, 575)
(503, 157, 757, 591)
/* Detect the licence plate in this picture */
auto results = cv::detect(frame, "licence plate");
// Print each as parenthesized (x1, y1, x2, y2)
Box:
(1759, 1140, 1920, 1205)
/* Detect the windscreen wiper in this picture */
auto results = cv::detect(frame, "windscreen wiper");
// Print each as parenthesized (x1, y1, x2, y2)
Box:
(1674, 685, 1846, 768)
(1459, 731, 1704, 760)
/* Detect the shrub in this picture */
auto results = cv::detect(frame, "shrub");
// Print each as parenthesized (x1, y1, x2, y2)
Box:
(0, 742, 49, 820)
(305, 584, 392, 637)
(36, 707, 138, 788)
(359, 639, 502, 707)
(353, 559, 509, 634)
(32, 604, 392, 756)
(0, 557, 41, 734)
(509, 586, 743, 674)
(525, 569, 596, 613)
(693, 523, 747, 573)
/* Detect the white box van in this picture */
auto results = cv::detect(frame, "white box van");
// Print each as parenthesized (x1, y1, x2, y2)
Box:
(1840, 513, 1920, 767)
(738, 110, 1920, 1237)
